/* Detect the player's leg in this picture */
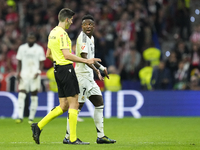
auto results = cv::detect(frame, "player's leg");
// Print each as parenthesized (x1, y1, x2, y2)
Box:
(16, 78, 27, 123)
(28, 76, 40, 124)
(89, 85, 116, 144)
(28, 90, 38, 124)
(89, 95, 105, 137)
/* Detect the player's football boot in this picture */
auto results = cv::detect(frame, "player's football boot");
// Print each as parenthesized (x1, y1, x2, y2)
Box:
(63, 137, 70, 144)
(28, 120, 33, 124)
(15, 119, 23, 124)
(67, 138, 90, 145)
(96, 136, 116, 144)
(31, 123, 42, 144)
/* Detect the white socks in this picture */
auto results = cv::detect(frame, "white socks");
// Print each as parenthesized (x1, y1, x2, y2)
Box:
(65, 117, 70, 139)
(17, 92, 26, 119)
(17, 93, 38, 121)
(29, 96, 38, 120)
(94, 105, 104, 138)
(65, 106, 105, 139)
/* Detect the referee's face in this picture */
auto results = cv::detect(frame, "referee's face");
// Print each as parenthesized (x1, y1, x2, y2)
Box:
(82, 19, 94, 38)
(65, 17, 73, 29)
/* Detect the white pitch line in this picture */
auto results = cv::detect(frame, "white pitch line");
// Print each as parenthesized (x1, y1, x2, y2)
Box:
(8, 142, 62, 144)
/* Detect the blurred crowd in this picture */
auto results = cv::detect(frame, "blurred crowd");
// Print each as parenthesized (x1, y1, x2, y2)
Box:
(0, 0, 200, 91)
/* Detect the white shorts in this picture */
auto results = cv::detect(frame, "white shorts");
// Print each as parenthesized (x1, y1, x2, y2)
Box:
(77, 75, 102, 103)
(18, 76, 41, 92)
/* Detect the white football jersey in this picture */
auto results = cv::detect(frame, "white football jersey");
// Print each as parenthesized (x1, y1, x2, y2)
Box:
(16, 43, 45, 79)
(75, 31, 95, 80)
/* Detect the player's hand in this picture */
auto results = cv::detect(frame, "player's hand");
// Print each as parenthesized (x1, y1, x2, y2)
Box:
(17, 73, 21, 81)
(103, 67, 109, 79)
(34, 73, 39, 79)
(87, 58, 101, 65)
(95, 69, 104, 81)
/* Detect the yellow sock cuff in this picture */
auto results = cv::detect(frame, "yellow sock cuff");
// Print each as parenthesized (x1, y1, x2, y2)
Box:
(68, 109, 78, 115)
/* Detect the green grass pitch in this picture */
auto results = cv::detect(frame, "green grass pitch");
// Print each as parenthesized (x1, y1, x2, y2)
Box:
(0, 117, 200, 150)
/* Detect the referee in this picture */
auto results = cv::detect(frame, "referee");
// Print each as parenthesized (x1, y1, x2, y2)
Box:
(31, 8, 101, 145)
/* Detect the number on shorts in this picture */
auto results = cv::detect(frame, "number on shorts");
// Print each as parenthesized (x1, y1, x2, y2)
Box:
(83, 88, 86, 95)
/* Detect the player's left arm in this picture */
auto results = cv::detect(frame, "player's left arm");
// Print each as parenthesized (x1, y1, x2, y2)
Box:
(81, 53, 104, 81)
(46, 48, 53, 62)
(94, 61, 109, 79)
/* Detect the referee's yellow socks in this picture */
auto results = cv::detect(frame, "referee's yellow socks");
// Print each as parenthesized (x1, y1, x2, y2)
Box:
(38, 106, 63, 130)
(68, 109, 78, 142)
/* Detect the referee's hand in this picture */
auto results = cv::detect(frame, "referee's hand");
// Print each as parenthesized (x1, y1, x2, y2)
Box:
(87, 58, 101, 65)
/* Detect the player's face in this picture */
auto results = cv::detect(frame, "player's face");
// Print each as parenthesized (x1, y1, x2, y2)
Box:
(82, 19, 94, 37)
(27, 36, 36, 47)
(65, 17, 73, 29)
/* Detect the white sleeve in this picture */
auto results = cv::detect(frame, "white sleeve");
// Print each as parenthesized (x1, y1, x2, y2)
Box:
(16, 46, 22, 60)
(80, 33, 88, 54)
(39, 46, 46, 61)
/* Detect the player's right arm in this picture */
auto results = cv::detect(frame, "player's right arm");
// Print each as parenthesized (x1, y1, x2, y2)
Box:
(16, 46, 22, 81)
(62, 49, 101, 65)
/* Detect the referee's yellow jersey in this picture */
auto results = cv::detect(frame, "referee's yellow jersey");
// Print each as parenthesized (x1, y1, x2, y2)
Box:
(48, 26, 73, 65)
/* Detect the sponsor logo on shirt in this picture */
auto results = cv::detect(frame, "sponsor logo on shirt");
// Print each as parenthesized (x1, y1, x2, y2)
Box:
(49, 36, 56, 39)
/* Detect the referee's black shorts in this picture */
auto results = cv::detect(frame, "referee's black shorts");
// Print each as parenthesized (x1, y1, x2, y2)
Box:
(54, 64, 80, 98)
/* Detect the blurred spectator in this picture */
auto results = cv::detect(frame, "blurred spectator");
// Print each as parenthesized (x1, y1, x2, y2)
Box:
(190, 24, 200, 46)
(5, 34, 21, 72)
(165, 51, 178, 84)
(189, 68, 200, 90)
(188, 75, 200, 90)
(104, 23, 117, 67)
(189, 44, 200, 72)
(119, 46, 141, 81)
(0, 52, 7, 73)
(116, 11, 136, 47)
(133, 6, 149, 52)
(6, 47, 18, 72)
(6, 0, 19, 28)
(138, 61, 153, 90)
(174, 39, 190, 62)
(176, 0, 191, 40)
(104, 65, 121, 92)
(143, 45, 161, 67)
(173, 61, 189, 90)
(151, 60, 171, 90)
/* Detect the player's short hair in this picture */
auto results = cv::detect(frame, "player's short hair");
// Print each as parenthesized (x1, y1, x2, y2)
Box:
(58, 8, 75, 22)
(82, 14, 94, 22)
(27, 32, 36, 38)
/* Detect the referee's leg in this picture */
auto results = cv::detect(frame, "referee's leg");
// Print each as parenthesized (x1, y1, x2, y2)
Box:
(66, 95, 79, 142)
